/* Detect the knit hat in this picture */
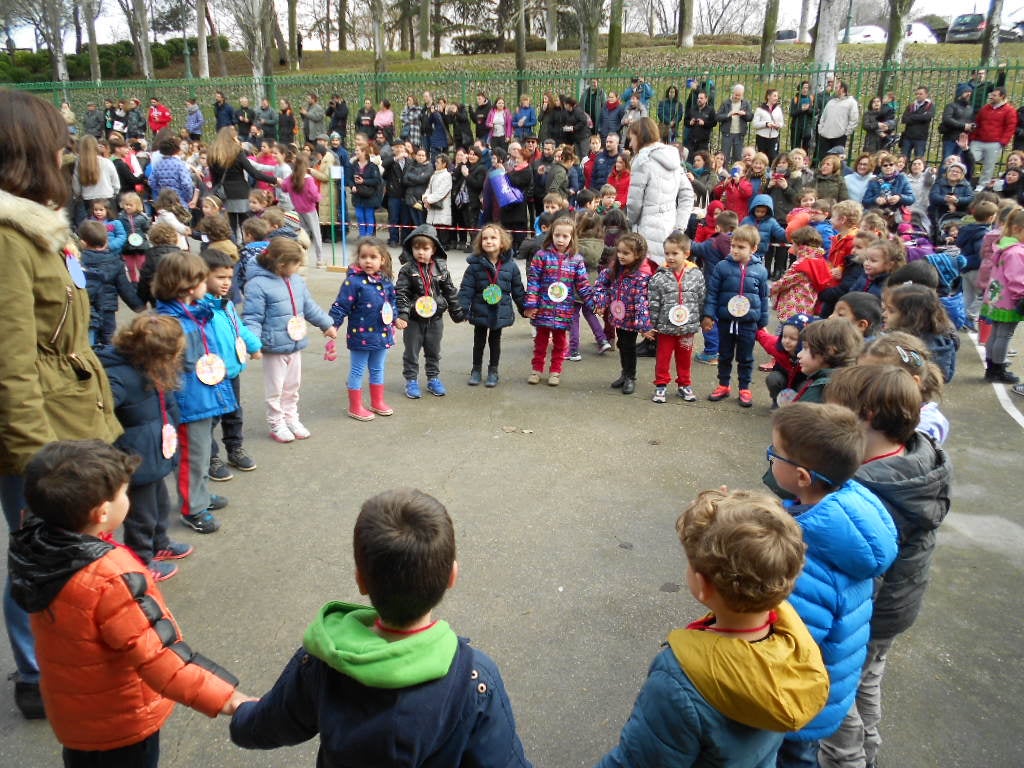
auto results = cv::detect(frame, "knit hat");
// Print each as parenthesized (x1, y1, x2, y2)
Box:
(283, 210, 302, 228)
(947, 161, 967, 175)
(781, 313, 817, 354)
(955, 83, 974, 98)
(329, 131, 341, 140)
(825, 146, 846, 157)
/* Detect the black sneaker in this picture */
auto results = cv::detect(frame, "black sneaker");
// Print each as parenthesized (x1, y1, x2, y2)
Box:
(227, 448, 257, 471)
(208, 456, 234, 482)
(208, 494, 228, 511)
(182, 510, 220, 534)
(13, 678, 45, 720)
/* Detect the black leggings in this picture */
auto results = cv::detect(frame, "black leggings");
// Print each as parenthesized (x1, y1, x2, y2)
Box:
(617, 329, 638, 378)
(472, 326, 503, 369)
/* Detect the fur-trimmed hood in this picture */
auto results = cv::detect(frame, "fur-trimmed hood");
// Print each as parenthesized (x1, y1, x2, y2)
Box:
(0, 189, 71, 254)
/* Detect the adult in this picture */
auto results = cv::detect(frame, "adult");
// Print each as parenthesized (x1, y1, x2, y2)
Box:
(598, 91, 625, 140)
(448, 103, 474, 150)
(845, 154, 876, 206)
(928, 160, 974, 231)
(326, 94, 348, 144)
(716, 84, 752, 164)
(580, 79, 605, 129)
(83, 101, 104, 139)
(538, 92, 563, 143)
(301, 93, 326, 145)
(401, 96, 423, 147)
(207, 126, 277, 235)
(278, 99, 297, 144)
(148, 135, 197, 212)
(970, 88, 1018, 187)
(684, 90, 715, 155)
(462, 146, 487, 241)
(625, 117, 695, 264)
(561, 96, 591, 161)
(862, 96, 896, 154)
(108, 135, 147, 195)
(620, 94, 648, 150)
(789, 81, 815, 152)
(147, 97, 172, 137)
(124, 97, 147, 141)
(384, 142, 409, 246)
(502, 142, 532, 250)
(961, 67, 1006, 114)
(863, 153, 913, 216)
(811, 74, 837, 160)
(0, 89, 122, 719)
(255, 97, 278, 141)
(423, 153, 453, 242)
(607, 153, 631, 207)
(939, 85, 976, 164)
(235, 96, 255, 140)
(374, 99, 395, 143)
(486, 97, 513, 153)
(473, 93, 492, 143)
(71, 134, 120, 222)
(590, 132, 621, 191)
(213, 91, 235, 131)
(816, 81, 859, 160)
(354, 98, 375, 139)
(752, 88, 785, 163)
(623, 75, 653, 109)
(513, 95, 537, 141)
(185, 98, 205, 141)
(656, 86, 684, 144)
(425, 103, 450, 161)
(900, 86, 935, 161)
(403, 147, 433, 227)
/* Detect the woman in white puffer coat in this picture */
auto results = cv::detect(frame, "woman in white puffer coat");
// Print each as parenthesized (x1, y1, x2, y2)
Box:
(625, 117, 694, 264)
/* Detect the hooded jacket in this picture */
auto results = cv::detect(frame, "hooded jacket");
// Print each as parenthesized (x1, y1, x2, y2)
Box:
(703, 254, 770, 327)
(396, 225, 465, 323)
(981, 237, 1024, 322)
(626, 143, 695, 261)
(230, 602, 532, 768)
(856, 432, 952, 640)
(647, 263, 705, 335)
(329, 266, 397, 351)
(186, 103, 205, 135)
(458, 250, 527, 329)
(695, 200, 724, 243)
(81, 246, 144, 317)
(956, 221, 991, 271)
(0, 190, 121, 475)
(242, 265, 332, 355)
(771, 246, 833, 321)
(596, 601, 829, 768)
(741, 194, 787, 258)
(200, 294, 262, 379)
(940, 90, 975, 141)
(595, 258, 657, 332)
(9, 522, 237, 751)
(785, 481, 898, 740)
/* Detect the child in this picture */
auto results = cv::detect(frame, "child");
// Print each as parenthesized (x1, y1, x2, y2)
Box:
(97, 315, 194, 581)
(793, 316, 862, 403)
(769, 404, 898, 768)
(118, 191, 150, 284)
(9, 440, 250, 764)
(694, 199, 724, 243)
(570, 212, 612, 360)
(980, 207, 1024, 384)
(281, 155, 325, 267)
(756, 313, 815, 407)
(78, 220, 145, 347)
(808, 199, 837, 255)
(202, 249, 262, 479)
(196, 212, 239, 263)
(833, 291, 883, 340)
(957, 199, 997, 325)
(701, 224, 770, 407)
(137, 222, 182, 307)
(861, 332, 949, 444)
(329, 237, 397, 421)
(236, 216, 272, 299)
(153, 189, 192, 250)
(883, 283, 959, 382)
(595, 233, 657, 395)
(692, 209, 738, 365)
(229, 488, 533, 766)
(154, 251, 237, 533)
(713, 163, 754, 218)
(819, 227, 872, 318)
(457, 224, 527, 387)
(770, 226, 831, 322)
(822, 365, 952, 768)
(740, 194, 787, 263)
(395, 224, 466, 399)
(576, 188, 598, 212)
(597, 184, 620, 215)
(524, 216, 595, 386)
(596, 488, 829, 767)
(248, 188, 270, 216)
(860, 238, 906, 298)
(784, 188, 818, 239)
(87, 200, 127, 256)
(243, 238, 337, 440)
(647, 232, 706, 402)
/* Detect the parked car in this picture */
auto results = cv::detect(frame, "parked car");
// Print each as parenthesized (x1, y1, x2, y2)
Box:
(846, 25, 887, 43)
(906, 22, 938, 44)
(776, 29, 799, 43)
(947, 13, 987, 43)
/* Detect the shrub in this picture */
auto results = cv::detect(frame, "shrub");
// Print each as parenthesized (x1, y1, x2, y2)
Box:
(151, 43, 171, 69)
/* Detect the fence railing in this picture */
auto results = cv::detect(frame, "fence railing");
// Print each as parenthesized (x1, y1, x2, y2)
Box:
(8, 59, 1024, 165)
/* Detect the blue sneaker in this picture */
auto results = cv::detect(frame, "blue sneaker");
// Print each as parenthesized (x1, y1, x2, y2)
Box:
(427, 377, 447, 396)
(405, 379, 422, 399)
(696, 351, 719, 365)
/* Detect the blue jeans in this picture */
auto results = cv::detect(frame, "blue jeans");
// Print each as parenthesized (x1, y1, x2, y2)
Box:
(717, 320, 757, 389)
(722, 133, 745, 164)
(356, 206, 376, 237)
(2, 475, 38, 683)
(347, 348, 388, 390)
(900, 137, 926, 160)
(702, 320, 719, 356)
(777, 737, 820, 768)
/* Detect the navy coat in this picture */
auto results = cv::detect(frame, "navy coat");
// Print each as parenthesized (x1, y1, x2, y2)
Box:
(458, 251, 527, 329)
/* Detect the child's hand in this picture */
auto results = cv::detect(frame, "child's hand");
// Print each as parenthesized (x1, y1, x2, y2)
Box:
(701, 317, 713, 332)
(323, 326, 338, 339)
(221, 690, 258, 716)
(830, 267, 841, 280)
(642, 330, 656, 340)
(250, 351, 262, 360)
(395, 318, 408, 329)
(524, 308, 537, 319)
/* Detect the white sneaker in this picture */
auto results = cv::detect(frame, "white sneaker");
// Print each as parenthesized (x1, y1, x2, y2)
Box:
(286, 420, 311, 439)
(270, 423, 295, 443)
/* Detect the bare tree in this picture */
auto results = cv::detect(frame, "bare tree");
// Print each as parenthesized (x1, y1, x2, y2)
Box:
(222, 0, 274, 87)
(798, 0, 813, 42)
(759, 0, 779, 75)
(563, 0, 603, 72)
(371, 0, 384, 77)
(812, 0, 842, 88)
(980, 0, 1003, 66)
(197, 0, 209, 77)
(697, 0, 761, 35)
(677, 0, 694, 47)
(206, 2, 228, 76)
(289, 0, 298, 67)
(82, 0, 101, 81)
(515, 0, 526, 96)
(9, 0, 71, 81)
(608, 0, 622, 67)
(877, 0, 911, 95)
(419, 0, 430, 58)
(337, 0, 347, 50)
(545, 0, 557, 51)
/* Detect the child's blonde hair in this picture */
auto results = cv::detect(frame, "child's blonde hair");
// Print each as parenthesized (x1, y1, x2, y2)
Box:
(542, 215, 578, 253)
(861, 331, 943, 403)
(677, 489, 805, 612)
(543, 192, 569, 209)
(599, 184, 617, 198)
(832, 200, 863, 225)
(119, 191, 143, 210)
(473, 223, 512, 255)
(203, 194, 224, 213)
(731, 224, 760, 250)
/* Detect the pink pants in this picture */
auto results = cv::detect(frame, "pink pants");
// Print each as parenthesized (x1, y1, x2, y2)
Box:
(262, 351, 302, 426)
(531, 326, 567, 374)
(653, 333, 695, 386)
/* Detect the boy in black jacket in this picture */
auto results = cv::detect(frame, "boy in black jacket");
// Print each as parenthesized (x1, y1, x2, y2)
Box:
(79, 221, 145, 346)
(395, 225, 466, 399)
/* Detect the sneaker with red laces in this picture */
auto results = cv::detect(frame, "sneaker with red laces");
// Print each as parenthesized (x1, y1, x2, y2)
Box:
(148, 560, 178, 582)
(154, 542, 194, 561)
(707, 385, 732, 402)
(738, 389, 753, 407)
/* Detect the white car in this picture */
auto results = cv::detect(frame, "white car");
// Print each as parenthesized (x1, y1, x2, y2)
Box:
(846, 25, 887, 43)
(906, 22, 938, 44)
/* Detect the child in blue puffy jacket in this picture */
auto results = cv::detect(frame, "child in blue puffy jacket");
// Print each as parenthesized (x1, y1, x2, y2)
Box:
(243, 237, 336, 444)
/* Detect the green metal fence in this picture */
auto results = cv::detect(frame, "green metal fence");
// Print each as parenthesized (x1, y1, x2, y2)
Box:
(10, 59, 1024, 164)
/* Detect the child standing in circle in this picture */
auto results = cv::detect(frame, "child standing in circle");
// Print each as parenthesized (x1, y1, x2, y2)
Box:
(524, 216, 595, 386)
(329, 238, 397, 421)
(595, 233, 656, 395)
(979, 207, 1024, 384)
(242, 238, 337, 443)
(457, 223, 527, 388)
(647, 232, 706, 403)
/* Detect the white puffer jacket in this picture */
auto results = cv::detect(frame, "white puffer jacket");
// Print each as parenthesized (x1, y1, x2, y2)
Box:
(424, 169, 452, 226)
(626, 142, 695, 263)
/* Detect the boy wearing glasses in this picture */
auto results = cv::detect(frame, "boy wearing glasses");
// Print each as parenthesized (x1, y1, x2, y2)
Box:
(768, 403, 898, 768)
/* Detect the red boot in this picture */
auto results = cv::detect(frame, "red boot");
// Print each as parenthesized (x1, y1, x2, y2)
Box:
(369, 384, 394, 416)
(347, 389, 375, 421)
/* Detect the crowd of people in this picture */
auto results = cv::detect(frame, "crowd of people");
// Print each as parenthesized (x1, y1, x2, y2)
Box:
(2, 68, 1022, 768)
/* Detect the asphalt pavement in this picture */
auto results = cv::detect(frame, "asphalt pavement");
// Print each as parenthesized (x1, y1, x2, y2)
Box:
(2, 245, 1023, 767)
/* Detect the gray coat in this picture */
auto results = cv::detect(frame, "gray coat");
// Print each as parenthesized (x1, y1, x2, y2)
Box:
(647, 265, 705, 335)
(626, 143, 695, 263)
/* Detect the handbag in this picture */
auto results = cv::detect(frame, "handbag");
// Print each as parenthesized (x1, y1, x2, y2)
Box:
(489, 168, 524, 208)
(454, 183, 470, 208)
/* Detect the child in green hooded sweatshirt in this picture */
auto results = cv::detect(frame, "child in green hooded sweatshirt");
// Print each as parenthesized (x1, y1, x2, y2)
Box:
(230, 488, 533, 768)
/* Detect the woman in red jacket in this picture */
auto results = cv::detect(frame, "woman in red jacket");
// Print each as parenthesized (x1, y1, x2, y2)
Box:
(608, 153, 631, 207)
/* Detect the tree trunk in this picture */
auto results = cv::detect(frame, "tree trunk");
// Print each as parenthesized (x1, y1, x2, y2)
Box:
(83, 0, 101, 82)
(118, 0, 142, 75)
(338, 0, 347, 51)
(798, 0, 813, 43)
(272, 16, 287, 65)
(579, 14, 599, 74)
(287, 0, 297, 68)
(676, 0, 694, 48)
(419, 0, 431, 58)
(432, 0, 441, 57)
(409, 14, 416, 59)
(206, 4, 229, 77)
(73, 5, 82, 55)
(981, 0, 1003, 67)
(197, 0, 209, 78)
(877, 0, 912, 96)
(759, 0, 779, 76)
(812, 0, 841, 87)
(372, 0, 386, 77)
(515, 0, 527, 97)
(546, 0, 558, 51)
(131, 0, 154, 78)
(607, 0, 623, 68)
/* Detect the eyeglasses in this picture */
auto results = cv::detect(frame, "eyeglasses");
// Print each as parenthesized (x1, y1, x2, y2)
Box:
(766, 445, 835, 487)
(895, 345, 924, 367)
